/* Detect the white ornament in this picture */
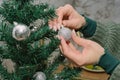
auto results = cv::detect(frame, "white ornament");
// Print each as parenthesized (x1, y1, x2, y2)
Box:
(2, 59, 16, 73)
(58, 25, 83, 52)
(33, 72, 46, 80)
(12, 22, 31, 41)
(58, 25, 72, 41)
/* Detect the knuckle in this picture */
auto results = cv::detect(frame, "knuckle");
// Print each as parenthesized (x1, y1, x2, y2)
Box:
(65, 4, 71, 7)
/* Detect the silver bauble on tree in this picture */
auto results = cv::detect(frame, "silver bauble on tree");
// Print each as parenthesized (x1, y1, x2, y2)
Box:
(12, 22, 31, 41)
(33, 72, 46, 80)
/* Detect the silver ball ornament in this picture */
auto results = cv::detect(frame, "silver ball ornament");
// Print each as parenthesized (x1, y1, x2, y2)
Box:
(12, 22, 31, 41)
(58, 25, 83, 52)
(58, 25, 72, 41)
(33, 72, 46, 80)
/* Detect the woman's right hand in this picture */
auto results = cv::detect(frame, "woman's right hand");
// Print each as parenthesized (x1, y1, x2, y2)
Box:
(49, 4, 86, 31)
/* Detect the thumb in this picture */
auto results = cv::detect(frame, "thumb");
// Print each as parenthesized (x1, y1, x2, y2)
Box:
(57, 14, 63, 25)
(71, 30, 88, 47)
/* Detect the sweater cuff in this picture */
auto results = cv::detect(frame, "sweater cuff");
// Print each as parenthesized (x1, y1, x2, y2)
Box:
(79, 16, 97, 37)
(98, 50, 120, 75)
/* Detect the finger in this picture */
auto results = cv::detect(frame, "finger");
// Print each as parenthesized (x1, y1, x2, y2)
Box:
(56, 5, 73, 25)
(63, 19, 82, 29)
(59, 36, 70, 54)
(53, 22, 57, 31)
(48, 18, 58, 29)
(68, 42, 78, 53)
(59, 45, 64, 53)
(60, 36, 78, 57)
(71, 30, 88, 47)
(60, 36, 82, 61)
(51, 19, 58, 31)
(57, 13, 63, 25)
(48, 20, 54, 29)
(65, 58, 79, 68)
(58, 35, 74, 53)
(56, 7, 64, 25)
(56, 23, 61, 30)
(62, 19, 75, 28)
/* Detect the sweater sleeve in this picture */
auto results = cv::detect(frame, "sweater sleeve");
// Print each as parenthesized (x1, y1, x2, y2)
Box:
(90, 22, 120, 60)
(109, 64, 120, 80)
(79, 17, 97, 38)
(97, 50, 120, 75)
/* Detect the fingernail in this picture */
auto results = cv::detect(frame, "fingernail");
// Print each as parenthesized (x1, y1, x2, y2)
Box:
(57, 23, 61, 30)
(72, 30, 76, 36)
(53, 26, 57, 31)
(49, 25, 52, 29)
(62, 21, 66, 27)
(59, 36, 63, 40)
(61, 25, 64, 28)
(56, 35, 60, 40)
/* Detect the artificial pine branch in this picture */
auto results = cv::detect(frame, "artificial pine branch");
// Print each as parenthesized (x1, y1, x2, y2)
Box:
(0, 0, 81, 79)
(0, 0, 55, 25)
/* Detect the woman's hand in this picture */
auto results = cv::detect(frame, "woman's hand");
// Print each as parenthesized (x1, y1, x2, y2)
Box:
(59, 30, 105, 66)
(49, 4, 86, 31)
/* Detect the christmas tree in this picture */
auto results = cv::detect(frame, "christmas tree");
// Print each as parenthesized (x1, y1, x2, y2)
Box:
(0, 0, 80, 79)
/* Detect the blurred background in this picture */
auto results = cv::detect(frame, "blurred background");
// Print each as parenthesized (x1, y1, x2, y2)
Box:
(0, 0, 120, 23)
(0, 0, 119, 79)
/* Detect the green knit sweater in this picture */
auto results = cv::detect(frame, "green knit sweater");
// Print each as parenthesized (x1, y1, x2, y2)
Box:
(90, 21, 120, 60)
(81, 17, 120, 60)
(79, 17, 120, 79)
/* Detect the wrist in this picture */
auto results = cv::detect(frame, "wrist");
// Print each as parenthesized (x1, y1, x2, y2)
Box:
(76, 15, 86, 30)
(97, 50, 120, 75)
(81, 16, 86, 28)
(79, 16, 97, 37)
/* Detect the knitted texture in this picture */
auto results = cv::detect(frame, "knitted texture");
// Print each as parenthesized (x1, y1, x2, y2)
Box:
(90, 22, 120, 60)
(98, 51, 120, 74)
(109, 64, 120, 80)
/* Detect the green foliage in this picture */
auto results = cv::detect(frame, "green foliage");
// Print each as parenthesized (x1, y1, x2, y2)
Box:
(0, 0, 80, 79)
(56, 67, 81, 80)
(0, 22, 15, 45)
(0, 0, 55, 25)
